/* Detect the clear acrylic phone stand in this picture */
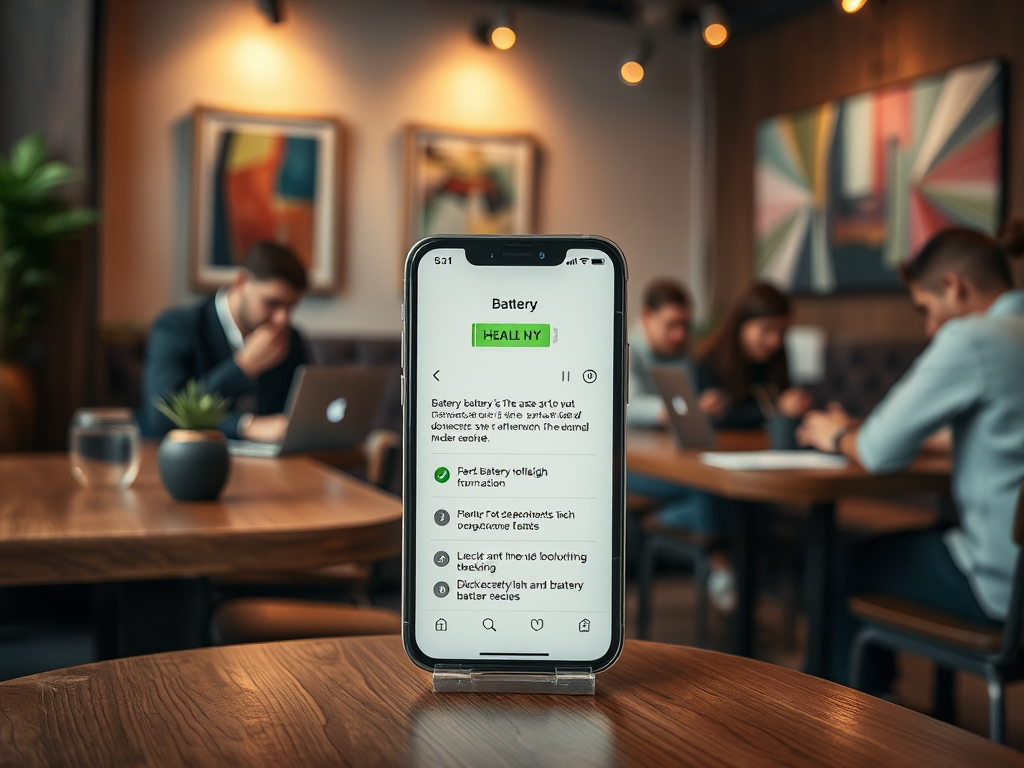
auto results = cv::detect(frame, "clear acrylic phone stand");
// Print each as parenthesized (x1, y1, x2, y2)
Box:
(432, 665, 596, 695)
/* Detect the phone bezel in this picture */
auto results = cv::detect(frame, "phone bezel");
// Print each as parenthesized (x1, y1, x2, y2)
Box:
(401, 235, 628, 673)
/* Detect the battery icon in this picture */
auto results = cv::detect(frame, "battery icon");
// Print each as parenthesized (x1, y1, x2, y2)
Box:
(591, 258, 605, 265)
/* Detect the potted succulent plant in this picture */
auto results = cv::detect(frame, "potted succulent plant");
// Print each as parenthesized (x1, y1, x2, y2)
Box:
(0, 133, 98, 451)
(153, 381, 232, 501)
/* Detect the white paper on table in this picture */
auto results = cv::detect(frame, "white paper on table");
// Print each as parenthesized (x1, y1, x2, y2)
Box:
(698, 451, 849, 471)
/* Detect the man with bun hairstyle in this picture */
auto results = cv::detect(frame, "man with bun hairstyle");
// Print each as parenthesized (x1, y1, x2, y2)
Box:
(142, 240, 308, 443)
(799, 223, 1024, 688)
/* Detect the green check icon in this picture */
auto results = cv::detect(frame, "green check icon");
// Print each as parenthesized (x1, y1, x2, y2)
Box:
(434, 467, 450, 483)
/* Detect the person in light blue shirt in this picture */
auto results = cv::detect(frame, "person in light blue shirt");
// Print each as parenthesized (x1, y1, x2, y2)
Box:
(798, 225, 1024, 688)
(627, 279, 715, 531)
(627, 279, 696, 428)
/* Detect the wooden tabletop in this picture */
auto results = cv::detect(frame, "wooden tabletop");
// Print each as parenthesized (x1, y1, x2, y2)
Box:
(0, 445, 402, 586)
(627, 429, 951, 504)
(0, 635, 1017, 767)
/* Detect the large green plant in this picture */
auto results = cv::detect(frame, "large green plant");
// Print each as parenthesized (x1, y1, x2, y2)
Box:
(0, 133, 98, 359)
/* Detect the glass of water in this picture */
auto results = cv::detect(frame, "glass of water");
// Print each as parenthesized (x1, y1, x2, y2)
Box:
(68, 408, 141, 489)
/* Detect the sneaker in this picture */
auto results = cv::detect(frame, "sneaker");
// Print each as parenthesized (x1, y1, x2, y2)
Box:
(707, 567, 737, 614)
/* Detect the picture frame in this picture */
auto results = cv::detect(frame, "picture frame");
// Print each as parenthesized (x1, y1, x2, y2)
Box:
(190, 106, 343, 294)
(402, 125, 538, 253)
(754, 58, 1007, 295)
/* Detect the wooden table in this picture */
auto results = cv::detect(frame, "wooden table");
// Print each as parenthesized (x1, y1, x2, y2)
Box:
(0, 635, 1016, 767)
(0, 444, 402, 586)
(0, 445, 402, 656)
(627, 430, 951, 676)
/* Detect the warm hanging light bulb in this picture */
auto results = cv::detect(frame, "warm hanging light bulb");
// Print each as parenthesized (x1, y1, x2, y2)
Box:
(474, 6, 516, 51)
(619, 38, 652, 86)
(490, 25, 516, 50)
(699, 3, 729, 48)
(620, 61, 645, 85)
(838, 0, 868, 12)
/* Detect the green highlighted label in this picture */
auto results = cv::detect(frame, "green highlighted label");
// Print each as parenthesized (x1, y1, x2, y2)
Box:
(472, 323, 550, 347)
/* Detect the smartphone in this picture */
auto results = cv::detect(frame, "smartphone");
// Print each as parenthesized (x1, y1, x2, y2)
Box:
(402, 235, 627, 673)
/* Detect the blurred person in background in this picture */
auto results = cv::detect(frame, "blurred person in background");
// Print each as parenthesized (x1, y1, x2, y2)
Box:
(627, 278, 696, 428)
(695, 282, 812, 429)
(799, 223, 1024, 689)
(142, 241, 307, 443)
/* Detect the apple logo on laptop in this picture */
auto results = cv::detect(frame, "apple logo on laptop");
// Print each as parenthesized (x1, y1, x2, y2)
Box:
(326, 397, 347, 424)
(671, 395, 689, 416)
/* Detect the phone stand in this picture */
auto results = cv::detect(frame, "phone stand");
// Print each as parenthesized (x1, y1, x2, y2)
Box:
(432, 666, 596, 695)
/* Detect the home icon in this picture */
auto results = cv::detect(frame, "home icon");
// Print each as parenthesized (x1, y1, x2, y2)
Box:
(435, 618, 447, 631)
(579, 619, 591, 632)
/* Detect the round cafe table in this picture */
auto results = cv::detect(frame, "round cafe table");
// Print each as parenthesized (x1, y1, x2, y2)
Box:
(0, 636, 1018, 767)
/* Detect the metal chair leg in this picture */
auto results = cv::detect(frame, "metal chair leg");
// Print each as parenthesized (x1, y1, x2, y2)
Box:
(986, 670, 1006, 743)
(693, 556, 711, 649)
(934, 665, 955, 723)
(849, 630, 872, 691)
(637, 537, 658, 641)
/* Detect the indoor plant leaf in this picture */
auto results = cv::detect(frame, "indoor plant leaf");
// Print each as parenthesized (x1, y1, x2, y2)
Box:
(9, 133, 46, 179)
(34, 208, 100, 237)
(21, 162, 82, 198)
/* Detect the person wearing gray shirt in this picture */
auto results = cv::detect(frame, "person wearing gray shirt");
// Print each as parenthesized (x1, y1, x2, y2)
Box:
(799, 225, 1024, 688)
(627, 279, 696, 427)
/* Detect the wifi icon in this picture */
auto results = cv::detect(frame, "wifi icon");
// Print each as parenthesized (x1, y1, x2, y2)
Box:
(580, 257, 589, 265)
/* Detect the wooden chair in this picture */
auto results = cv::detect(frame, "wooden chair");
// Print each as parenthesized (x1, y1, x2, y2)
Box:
(849, 482, 1024, 743)
(209, 430, 403, 645)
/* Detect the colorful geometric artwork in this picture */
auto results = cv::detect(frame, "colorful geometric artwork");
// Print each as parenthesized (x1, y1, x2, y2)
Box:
(403, 126, 537, 250)
(192, 108, 341, 293)
(755, 59, 1006, 294)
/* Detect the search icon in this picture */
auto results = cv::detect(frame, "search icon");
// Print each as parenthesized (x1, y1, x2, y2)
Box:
(482, 618, 496, 631)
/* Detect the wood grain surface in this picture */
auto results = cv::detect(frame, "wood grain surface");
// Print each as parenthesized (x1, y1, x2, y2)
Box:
(627, 430, 950, 504)
(0, 445, 401, 586)
(0, 635, 1018, 767)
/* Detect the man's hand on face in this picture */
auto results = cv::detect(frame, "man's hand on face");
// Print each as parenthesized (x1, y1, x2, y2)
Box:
(241, 414, 289, 444)
(796, 402, 853, 453)
(235, 322, 290, 379)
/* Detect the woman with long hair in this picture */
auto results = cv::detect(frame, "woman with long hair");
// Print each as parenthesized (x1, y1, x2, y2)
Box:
(695, 282, 812, 428)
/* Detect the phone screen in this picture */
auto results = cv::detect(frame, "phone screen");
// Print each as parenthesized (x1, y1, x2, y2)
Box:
(403, 237, 625, 670)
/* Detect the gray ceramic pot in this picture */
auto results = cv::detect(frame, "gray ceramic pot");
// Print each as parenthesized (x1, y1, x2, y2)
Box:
(158, 430, 230, 501)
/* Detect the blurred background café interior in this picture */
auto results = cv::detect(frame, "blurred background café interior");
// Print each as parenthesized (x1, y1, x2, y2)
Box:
(4, 0, 1024, 759)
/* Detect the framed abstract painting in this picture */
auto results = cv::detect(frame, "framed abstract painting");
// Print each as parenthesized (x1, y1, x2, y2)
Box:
(190, 107, 342, 293)
(755, 59, 1007, 294)
(402, 125, 538, 251)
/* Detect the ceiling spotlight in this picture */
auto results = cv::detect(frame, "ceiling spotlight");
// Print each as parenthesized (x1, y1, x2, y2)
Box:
(475, 7, 516, 51)
(256, 0, 284, 24)
(699, 3, 729, 48)
(620, 39, 653, 86)
(836, 0, 868, 12)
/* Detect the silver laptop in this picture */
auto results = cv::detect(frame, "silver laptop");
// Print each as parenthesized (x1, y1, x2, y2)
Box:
(229, 365, 392, 458)
(649, 367, 716, 449)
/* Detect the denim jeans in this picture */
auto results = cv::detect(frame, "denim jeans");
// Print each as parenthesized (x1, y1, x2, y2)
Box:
(830, 527, 1001, 688)
(627, 473, 730, 536)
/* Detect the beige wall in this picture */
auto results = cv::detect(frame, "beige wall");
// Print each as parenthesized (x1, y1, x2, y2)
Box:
(102, 0, 701, 336)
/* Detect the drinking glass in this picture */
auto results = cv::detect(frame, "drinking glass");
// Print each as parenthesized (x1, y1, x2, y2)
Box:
(68, 408, 141, 489)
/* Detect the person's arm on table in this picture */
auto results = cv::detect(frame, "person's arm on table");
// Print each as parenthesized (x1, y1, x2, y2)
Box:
(627, 393, 667, 428)
(797, 323, 981, 471)
(226, 323, 297, 442)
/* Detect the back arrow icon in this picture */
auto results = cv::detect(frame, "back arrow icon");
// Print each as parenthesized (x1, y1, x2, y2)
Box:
(433, 370, 440, 381)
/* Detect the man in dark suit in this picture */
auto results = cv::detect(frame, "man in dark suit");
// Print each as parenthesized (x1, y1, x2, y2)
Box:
(141, 241, 308, 443)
